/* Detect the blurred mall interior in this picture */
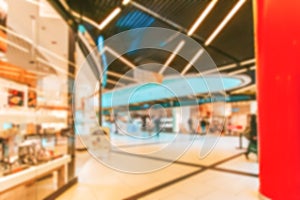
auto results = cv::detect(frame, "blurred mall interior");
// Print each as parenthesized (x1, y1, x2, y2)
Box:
(0, 0, 299, 199)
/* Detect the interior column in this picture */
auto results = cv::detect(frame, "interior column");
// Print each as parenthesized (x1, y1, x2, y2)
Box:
(256, 0, 300, 199)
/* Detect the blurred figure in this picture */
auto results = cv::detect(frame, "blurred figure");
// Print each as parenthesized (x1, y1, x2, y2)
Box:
(153, 115, 161, 137)
(188, 117, 194, 133)
(113, 113, 119, 134)
(245, 114, 258, 159)
(141, 114, 148, 132)
(200, 118, 207, 134)
(226, 116, 233, 135)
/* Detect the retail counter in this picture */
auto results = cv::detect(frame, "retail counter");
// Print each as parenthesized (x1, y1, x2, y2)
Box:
(0, 155, 71, 197)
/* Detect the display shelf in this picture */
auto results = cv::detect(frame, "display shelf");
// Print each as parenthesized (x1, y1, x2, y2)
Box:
(0, 155, 71, 193)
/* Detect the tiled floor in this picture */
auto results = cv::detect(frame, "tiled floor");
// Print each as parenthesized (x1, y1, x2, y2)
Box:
(58, 133, 259, 200)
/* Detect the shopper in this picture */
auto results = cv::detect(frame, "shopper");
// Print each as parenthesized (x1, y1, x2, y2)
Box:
(200, 118, 207, 134)
(245, 114, 258, 159)
(141, 114, 148, 132)
(188, 117, 194, 134)
(113, 113, 119, 134)
(153, 115, 161, 136)
(226, 116, 233, 135)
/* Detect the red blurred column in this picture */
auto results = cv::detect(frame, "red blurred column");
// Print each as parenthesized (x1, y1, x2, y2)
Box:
(256, 0, 300, 199)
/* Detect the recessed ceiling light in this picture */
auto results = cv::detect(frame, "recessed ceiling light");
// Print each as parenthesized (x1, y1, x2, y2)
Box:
(181, 49, 204, 75)
(187, 0, 218, 36)
(122, 0, 131, 5)
(201, 63, 237, 75)
(232, 84, 256, 94)
(228, 68, 247, 75)
(98, 7, 121, 30)
(250, 65, 256, 70)
(107, 71, 137, 82)
(240, 58, 255, 66)
(159, 40, 185, 74)
(205, 0, 246, 46)
(105, 46, 136, 69)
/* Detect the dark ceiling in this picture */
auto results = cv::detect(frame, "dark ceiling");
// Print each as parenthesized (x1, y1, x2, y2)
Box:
(56, 0, 255, 90)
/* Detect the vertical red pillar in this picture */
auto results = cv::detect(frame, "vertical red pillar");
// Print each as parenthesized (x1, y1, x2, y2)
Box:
(256, 0, 300, 199)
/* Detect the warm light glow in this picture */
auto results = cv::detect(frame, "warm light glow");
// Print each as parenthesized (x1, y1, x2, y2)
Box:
(228, 68, 247, 75)
(240, 58, 256, 66)
(107, 71, 137, 82)
(187, 0, 218, 36)
(201, 63, 237, 75)
(122, 0, 131, 5)
(205, 0, 246, 45)
(232, 84, 256, 94)
(107, 79, 125, 86)
(181, 49, 204, 75)
(105, 46, 136, 69)
(250, 65, 256, 70)
(98, 7, 121, 30)
(159, 40, 185, 74)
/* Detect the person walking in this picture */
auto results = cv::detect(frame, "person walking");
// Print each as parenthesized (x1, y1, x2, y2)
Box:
(188, 117, 194, 133)
(153, 115, 161, 137)
(200, 118, 207, 134)
(245, 114, 258, 159)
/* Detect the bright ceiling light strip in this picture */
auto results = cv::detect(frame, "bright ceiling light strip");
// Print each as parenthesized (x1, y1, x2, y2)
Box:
(107, 71, 137, 82)
(105, 46, 136, 69)
(122, 0, 131, 5)
(71, 11, 99, 28)
(107, 79, 125, 86)
(0, 37, 29, 53)
(232, 84, 256, 94)
(161, 32, 181, 46)
(205, 0, 246, 46)
(240, 58, 256, 66)
(98, 7, 121, 30)
(228, 68, 247, 76)
(250, 65, 256, 70)
(201, 63, 237, 75)
(218, 63, 238, 71)
(187, 0, 218, 36)
(159, 40, 185, 74)
(26, 0, 42, 7)
(181, 49, 204, 75)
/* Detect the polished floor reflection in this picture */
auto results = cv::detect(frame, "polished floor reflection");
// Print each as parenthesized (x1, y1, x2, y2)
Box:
(58, 133, 259, 200)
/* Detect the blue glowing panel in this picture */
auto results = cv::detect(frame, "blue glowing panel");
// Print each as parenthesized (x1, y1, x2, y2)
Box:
(101, 75, 248, 108)
(116, 11, 155, 29)
(116, 11, 155, 54)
